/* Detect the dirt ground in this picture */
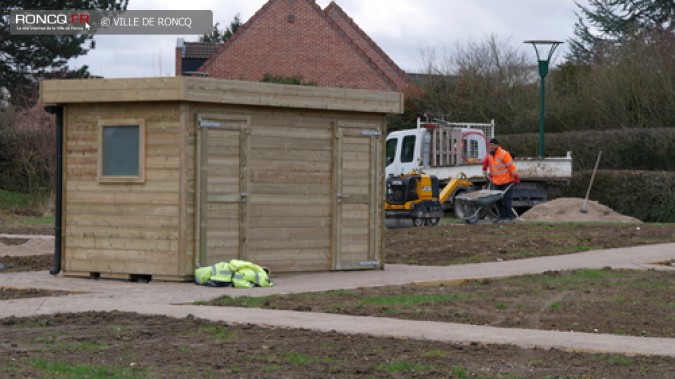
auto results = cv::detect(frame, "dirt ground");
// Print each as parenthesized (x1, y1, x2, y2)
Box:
(1, 212, 674, 377)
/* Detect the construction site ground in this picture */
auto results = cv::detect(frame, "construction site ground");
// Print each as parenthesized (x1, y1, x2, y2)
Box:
(1, 215, 674, 377)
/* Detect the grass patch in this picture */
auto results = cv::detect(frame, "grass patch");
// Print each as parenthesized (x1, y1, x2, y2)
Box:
(5, 214, 54, 225)
(0, 189, 32, 211)
(378, 360, 435, 374)
(360, 292, 470, 307)
(194, 325, 237, 341)
(0, 189, 51, 215)
(592, 354, 633, 366)
(30, 358, 146, 378)
(208, 296, 266, 308)
(69, 341, 109, 352)
(525, 269, 614, 289)
(451, 366, 469, 378)
(424, 349, 448, 359)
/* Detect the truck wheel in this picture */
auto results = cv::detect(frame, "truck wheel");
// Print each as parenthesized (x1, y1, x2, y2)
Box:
(411, 217, 425, 227)
(425, 217, 440, 226)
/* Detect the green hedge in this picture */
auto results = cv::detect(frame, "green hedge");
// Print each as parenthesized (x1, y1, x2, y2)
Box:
(554, 170, 675, 223)
(501, 128, 675, 171)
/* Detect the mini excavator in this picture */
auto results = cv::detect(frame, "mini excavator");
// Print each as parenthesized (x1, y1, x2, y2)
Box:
(385, 171, 471, 226)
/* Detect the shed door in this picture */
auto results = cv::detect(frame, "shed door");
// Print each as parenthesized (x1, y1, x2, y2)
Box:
(333, 126, 381, 270)
(197, 118, 249, 266)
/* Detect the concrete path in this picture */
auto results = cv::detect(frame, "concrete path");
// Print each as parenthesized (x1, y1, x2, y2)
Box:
(1, 240, 674, 358)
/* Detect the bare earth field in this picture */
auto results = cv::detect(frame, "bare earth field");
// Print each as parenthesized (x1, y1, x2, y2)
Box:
(1, 220, 674, 377)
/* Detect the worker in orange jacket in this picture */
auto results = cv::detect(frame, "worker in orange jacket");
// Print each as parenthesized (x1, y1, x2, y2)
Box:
(482, 138, 520, 221)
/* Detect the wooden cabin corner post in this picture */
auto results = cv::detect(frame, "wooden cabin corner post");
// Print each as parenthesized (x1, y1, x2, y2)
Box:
(178, 103, 190, 275)
(195, 117, 208, 267)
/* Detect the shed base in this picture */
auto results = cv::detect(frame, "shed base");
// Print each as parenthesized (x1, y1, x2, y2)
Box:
(62, 271, 192, 283)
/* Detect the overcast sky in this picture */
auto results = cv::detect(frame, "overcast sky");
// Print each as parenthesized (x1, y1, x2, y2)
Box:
(68, 0, 589, 78)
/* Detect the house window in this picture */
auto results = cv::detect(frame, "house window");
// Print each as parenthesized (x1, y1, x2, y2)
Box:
(98, 120, 145, 183)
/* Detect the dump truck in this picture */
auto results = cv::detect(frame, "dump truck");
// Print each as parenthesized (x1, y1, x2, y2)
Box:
(385, 118, 573, 216)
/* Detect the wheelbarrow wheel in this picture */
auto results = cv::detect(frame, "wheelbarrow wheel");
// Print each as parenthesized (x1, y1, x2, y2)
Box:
(482, 205, 500, 224)
(457, 201, 480, 224)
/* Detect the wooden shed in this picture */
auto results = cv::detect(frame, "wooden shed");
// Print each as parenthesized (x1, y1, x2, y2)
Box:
(40, 77, 402, 281)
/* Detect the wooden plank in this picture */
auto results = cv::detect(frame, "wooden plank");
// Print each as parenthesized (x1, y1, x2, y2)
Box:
(248, 193, 330, 205)
(250, 171, 331, 184)
(65, 181, 179, 192)
(262, 261, 330, 273)
(250, 148, 332, 162)
(249, 216, 330, 228)
(252, 183, 331, 195)
(43, 77, 402, 113)
(41, 77, 185, 103)
(184, 77, 403, 113)
(65, 259, 179, 276)
(249, 160, 331, 173)
(251, 136, 333, 151)
(65, 237, 178, 251)
(65, 225, 178, 240)
(248, 239, 331, 250)
(66, 192, 178, 204)
(248, 226, 330, 241)
(65, 203, 179, 216)
(65, 214, 179, 228)
(248, 204, 330, 218)
(66, 247, 177, 262)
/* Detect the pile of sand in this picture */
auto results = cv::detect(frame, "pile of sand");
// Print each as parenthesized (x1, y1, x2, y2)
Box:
(519, 197, 642, 223)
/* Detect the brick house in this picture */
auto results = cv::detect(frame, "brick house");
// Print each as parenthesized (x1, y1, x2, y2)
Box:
(175, 0, 415, 92)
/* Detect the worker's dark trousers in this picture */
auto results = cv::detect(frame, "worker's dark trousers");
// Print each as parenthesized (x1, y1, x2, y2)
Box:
(494, 182, 514, 220)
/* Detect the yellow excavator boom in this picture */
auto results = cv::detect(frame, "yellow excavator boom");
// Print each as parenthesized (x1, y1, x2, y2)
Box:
(439, 172, 470, 204)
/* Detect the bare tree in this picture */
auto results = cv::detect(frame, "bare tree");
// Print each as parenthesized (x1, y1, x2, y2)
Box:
(417, 35, 537, 134)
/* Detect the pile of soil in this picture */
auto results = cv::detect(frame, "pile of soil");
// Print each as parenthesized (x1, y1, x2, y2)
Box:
(520, 197, 642, 223)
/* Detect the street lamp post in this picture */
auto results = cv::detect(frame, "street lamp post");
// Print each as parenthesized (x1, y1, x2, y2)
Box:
(524, 40, 563, 158)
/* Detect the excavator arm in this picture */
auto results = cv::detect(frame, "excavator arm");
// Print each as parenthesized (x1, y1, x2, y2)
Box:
(439, 172, 471, 204)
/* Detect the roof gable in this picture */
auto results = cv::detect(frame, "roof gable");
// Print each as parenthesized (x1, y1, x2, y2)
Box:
(195, 0, 408, 92)
(324, 2, 413, 90)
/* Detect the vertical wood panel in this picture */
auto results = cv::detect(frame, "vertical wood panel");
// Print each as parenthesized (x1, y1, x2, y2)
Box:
(197, 116, 249, 266)
(333, 122, 381, 270)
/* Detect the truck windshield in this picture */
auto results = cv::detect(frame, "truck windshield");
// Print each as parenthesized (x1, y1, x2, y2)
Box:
(385, 138, 397, 166)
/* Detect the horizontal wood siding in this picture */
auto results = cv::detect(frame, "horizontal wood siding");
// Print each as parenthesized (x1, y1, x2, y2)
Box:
(63, 103, 184, 279)
(246, 112, 333, 272)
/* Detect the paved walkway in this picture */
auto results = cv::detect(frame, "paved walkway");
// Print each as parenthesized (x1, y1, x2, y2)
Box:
(1, 240, 674, 357)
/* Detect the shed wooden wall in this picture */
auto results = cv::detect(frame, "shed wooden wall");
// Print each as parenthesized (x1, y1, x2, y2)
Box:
(61, 101, 384, 279)
(61, 102, 194, 280)
(190, 105, 385, 273)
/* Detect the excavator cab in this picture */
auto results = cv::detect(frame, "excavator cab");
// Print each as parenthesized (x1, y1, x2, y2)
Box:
(385, 173, 439, 205)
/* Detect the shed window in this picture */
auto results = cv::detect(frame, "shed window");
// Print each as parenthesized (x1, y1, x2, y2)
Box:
(98, 120, 145, 183)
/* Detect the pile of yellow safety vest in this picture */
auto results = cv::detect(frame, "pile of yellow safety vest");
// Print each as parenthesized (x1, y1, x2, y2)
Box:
(194, 259, 272, 288)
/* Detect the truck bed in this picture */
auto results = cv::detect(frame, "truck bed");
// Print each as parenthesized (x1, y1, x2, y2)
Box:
(420, 152, 573, 183)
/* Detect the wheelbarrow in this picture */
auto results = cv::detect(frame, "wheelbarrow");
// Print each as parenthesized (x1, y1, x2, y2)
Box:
(454, 182, 515, 224)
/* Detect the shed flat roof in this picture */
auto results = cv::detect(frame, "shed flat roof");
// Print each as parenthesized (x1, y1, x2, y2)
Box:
(40, 77, 403, 114)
